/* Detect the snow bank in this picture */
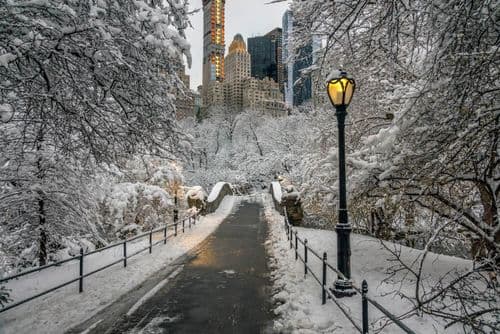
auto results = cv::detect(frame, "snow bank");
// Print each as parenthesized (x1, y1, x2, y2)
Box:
(185, 186, 207, 201)
(0, 103, 13, 122)
(263, 194, 471, 333)
(271, 181, 282, 202)
(207, 182, 230, 202)
(0, 53, 16, 68)
(0, 196, 239, 334)
(102, 182, 173, 236)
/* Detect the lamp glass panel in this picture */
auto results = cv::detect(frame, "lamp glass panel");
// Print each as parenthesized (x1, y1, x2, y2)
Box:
(328, 80, 345, 106)
(343, 78, 354, 105)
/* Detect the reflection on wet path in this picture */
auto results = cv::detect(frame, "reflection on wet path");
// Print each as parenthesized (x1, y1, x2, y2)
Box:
(106, 199, 274, 334)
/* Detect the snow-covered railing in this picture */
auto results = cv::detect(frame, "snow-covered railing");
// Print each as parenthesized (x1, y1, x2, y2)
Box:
(205, 182, 233, 214)
(279, 207, 416, 334)
(0, 214, 199, 314)
(270, 181, 283, 214)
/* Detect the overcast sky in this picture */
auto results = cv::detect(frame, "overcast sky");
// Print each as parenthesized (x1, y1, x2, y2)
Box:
(184, 0, 290, 89)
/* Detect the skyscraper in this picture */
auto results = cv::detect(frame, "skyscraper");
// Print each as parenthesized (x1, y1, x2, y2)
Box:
(265, 28, 283, 94)
(282, 10, 312, 107)
(247, 27, 283, 91)
(202, 0, 225, 101)
(248, 36, 276, 81)
(224, 34, 251, 112)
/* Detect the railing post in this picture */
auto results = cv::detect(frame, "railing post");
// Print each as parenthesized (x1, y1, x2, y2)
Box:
(290, 228, 293, 249)
(163, 226, 167, 244)
(174, 204, 179, 236)
(182, 219, 185, 233)
(149, 229, 153, 254)
(173, 206, 179, 225)
(175, 223, 178, 236)
(189, 217, 191, 228)
(322, 252, 327, 304)
(362, 280, 369, 334)
(304, 239, 308, 276)
(295, 231, 298, 260)
(123, 241, 127, 267)
(79, 248, 84, 293)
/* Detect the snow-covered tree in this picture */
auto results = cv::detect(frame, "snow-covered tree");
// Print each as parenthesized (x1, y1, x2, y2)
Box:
(0, 0, 191, 267)
(287, 0, 499, 329)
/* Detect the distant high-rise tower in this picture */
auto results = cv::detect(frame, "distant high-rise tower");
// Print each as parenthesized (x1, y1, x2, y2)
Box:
(265, 28, 283, 94)
(248, 36, 276, 81)
(247, 28, 283, 95)
(282, 10, 312, 107)
(224, 34, 251, 112)
(225, 34, 251, 83)
(202, 0, 225, 101)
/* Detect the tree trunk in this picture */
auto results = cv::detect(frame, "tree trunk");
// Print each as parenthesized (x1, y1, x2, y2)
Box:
(38, 196, 47, 266)
(474, 182, 499, 272)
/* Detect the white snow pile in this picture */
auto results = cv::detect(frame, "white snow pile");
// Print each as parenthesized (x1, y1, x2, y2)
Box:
(0, 196, 239, 334)
(282, 185, 301, 202)
(0, 53, 16, 68)
(265, 195, 340, 333)
(0, 103, 13, 122)
(149, 163, 184, 188)
(263, 194, 472, 333)
(102, 182, 173, 236)
(271, 181, 282, 202)
(185, 185, 207, 201)
(207, 182, 231, 202)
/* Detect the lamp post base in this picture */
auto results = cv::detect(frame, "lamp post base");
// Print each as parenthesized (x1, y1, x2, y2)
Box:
(331, 278, 356, 298)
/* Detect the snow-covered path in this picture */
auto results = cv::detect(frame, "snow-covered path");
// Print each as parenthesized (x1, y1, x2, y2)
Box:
(0, 196, 239, 334)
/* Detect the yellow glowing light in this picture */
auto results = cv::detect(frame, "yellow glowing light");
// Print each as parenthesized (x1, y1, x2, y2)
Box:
(327, 73, 355, 107)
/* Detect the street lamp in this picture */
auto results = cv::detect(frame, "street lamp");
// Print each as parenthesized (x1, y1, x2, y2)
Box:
(327, 70, 356, 298)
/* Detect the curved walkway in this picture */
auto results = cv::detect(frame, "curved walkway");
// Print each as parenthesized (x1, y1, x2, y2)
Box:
(72, 199, 273, 334)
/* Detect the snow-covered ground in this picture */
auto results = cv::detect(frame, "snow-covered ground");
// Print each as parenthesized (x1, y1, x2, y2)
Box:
(0, 196, 239, 334)
(263, 194, 473, 334)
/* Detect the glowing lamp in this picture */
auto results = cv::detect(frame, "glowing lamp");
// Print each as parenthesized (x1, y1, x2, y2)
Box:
(327, 71, 356, 108)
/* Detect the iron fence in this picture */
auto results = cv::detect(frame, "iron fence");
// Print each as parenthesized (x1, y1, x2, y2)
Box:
(0, 215, 198, 314)
(281, 208, 416, 334)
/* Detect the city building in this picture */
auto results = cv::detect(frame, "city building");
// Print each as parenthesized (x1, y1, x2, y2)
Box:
(224, 34, 251, 112)
(282, 10, 313, 107)
(202, 0, 225, 103)
(311, 35, 328, 107)
(205, 80, 225, 107)
(247, 28, 283, 94)
(205, 34, 285, 116)
(248, 35, 276, 81)
(194, 86, 203, 121)
(265, 28, 284, 94)
(173, 64, 194, 120)
(242, 77, 285, 117)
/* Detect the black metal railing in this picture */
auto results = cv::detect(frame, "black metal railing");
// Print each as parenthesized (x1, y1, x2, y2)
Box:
(281, 207, 416, 334)
(0, 215, 199, 314)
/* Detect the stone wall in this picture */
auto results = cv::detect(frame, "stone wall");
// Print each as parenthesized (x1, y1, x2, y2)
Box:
(270, 181, 303, 225)
(270, 181, 283, 215)
(205, 182, 234, 214)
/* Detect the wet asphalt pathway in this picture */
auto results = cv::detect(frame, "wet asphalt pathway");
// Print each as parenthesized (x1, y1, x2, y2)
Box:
(72, 199, 273, 334)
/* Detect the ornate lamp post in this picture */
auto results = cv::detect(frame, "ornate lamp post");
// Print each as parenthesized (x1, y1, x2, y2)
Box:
(327, 70, 356, 298)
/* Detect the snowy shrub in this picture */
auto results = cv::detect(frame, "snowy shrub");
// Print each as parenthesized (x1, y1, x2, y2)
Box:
(100, 182, 174, 239)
